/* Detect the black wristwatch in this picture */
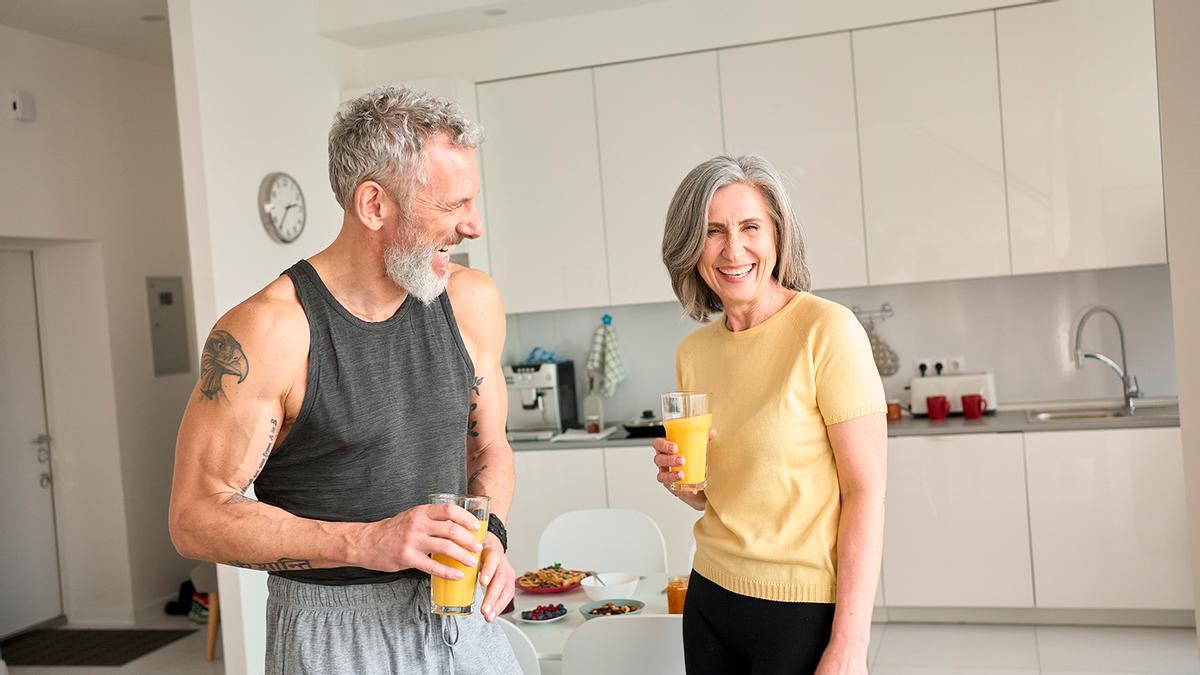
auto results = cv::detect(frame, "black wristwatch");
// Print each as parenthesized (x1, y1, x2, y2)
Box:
(487, 513, 507, 552)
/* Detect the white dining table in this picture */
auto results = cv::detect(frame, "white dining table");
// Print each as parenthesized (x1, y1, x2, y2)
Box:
(503, 572, 670, 663)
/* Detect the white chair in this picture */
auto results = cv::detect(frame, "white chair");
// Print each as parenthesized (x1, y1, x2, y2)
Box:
(538, 508, 668, 575)
(562, 615, 685, 675)
(499, 618, 541, 675)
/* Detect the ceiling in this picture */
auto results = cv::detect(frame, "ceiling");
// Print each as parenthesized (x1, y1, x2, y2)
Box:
(314, 0, 667, 48)
(0, 0, 667, 69)
(0, 0, 172, 67)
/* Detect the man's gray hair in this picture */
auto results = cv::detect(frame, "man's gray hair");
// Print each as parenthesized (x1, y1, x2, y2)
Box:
(661, 154, 811, 322)
(328, 86, 483, 216)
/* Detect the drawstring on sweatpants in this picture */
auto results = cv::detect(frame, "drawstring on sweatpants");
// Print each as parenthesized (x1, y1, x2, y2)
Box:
(414, 578, 459, 672)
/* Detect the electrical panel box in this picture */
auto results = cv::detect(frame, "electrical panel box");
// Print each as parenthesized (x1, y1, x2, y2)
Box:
(146, 276, 190, 376)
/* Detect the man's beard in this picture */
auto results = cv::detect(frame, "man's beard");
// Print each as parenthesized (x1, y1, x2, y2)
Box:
(384, 240, 448, 306)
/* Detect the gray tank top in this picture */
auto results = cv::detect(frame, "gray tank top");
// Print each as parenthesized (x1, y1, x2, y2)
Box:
(254, 260, 474, 585)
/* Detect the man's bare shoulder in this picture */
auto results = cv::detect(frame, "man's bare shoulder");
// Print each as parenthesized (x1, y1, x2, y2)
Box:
(206, 275, 309, 388)
(446, 265, 501, 311)
(446, 265, 504, 342)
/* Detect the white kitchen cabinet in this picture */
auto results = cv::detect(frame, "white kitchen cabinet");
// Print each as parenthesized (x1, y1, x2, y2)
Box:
(595, 53, 725, 306)
(853, 12, 1010, 285)
(1024, 428, 1193, 610)
(603, 446, 703, 576)
(719, 34, 868, 290)
(507, 448, 609, 575)
(476, 71, 609, 314)
(997, 0, 1164, 275)
(883, 433, 1034, 607)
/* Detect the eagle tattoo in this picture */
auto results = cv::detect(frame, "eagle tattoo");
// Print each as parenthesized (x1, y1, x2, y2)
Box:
(200, 330, 249, 401)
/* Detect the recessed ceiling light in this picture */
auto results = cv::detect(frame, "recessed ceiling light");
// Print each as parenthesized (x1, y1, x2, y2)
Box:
(483, 8, 508, 16)
(140, 14, 165, 23)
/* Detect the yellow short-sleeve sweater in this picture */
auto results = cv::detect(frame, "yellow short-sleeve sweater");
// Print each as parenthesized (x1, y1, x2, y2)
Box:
(677, 291, 886, 603)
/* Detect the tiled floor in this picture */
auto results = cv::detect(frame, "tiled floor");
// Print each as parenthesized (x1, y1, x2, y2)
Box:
(6, 622, 1197, 674)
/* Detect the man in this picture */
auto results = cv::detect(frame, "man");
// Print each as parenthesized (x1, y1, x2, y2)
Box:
(168, 86, 521, 674)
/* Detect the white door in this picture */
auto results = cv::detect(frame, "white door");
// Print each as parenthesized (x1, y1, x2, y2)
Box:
(854, 12, 1011, 285)
(594, 52, 725, 306)
(0, 250, 62, 637)
(477, 70, 610, 314)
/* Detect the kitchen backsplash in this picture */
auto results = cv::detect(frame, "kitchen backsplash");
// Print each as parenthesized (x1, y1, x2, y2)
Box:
(503, 264, 1176, 426)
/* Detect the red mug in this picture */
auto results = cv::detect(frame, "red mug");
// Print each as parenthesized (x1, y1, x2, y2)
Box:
(926, 395, 951, 420)
(962, 393, 989, 420)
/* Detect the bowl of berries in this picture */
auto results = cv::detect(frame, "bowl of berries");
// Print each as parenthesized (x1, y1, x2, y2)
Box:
(516, 602, 568, 624)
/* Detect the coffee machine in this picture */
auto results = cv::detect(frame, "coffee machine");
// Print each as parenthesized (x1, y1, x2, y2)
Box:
(504, 361, 579, 441)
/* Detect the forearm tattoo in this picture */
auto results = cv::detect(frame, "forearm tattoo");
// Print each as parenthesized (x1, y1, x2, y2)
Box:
(200, 330, 249, 402)
(238, 417, 278, 493)
(468, 465, 488, 493)
(225, 557, 313, 571)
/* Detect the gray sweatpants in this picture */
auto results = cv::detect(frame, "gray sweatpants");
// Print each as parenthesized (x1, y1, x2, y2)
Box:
(265, 574, 522, 674)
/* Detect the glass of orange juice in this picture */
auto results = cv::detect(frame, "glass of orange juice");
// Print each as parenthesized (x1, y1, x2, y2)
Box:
(667, 576, 689, 614)
(662, 392, 711, 492)
(428, 493, 490, 616)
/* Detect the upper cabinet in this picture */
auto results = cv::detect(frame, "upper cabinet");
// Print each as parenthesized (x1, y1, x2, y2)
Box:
(595, 53, 725, 306)
(477, 70, 610, 314)
(719, 34, 868, 290)
(997, 0, 1165, 275)
(853, 13, 1010, 285)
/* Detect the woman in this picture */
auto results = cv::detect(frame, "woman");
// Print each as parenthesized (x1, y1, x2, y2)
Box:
(654, 155, 886, 674)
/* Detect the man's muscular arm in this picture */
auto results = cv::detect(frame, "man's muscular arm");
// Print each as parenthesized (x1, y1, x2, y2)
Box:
(168, 287, 482, 578)
(449, 267, 517, 621)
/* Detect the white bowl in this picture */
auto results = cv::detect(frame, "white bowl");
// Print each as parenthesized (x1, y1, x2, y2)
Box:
(580, 573, 639, 601)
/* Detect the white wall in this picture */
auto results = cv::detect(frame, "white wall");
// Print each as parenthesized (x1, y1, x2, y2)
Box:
(0, 24, 194, 624)
(1155, 0, 1200, 631)
(168, 1, 362, 672)
(349, 0, 1031, 86)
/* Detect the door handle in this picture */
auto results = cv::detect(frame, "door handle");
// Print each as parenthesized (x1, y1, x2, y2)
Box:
(40, 472, 52, 489)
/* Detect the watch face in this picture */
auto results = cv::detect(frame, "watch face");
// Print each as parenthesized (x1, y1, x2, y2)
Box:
(259, 172, 306, 243)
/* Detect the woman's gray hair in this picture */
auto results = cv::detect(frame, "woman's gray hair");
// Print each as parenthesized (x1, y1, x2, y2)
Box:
(662, 154, 810, 322)
(328, 86, 483, 218)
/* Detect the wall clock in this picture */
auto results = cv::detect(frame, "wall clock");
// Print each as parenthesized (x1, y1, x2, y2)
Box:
(258, 172, 306, 243)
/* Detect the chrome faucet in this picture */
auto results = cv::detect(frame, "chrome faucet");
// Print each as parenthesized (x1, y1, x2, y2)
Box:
(1073, 305, 1140, 414)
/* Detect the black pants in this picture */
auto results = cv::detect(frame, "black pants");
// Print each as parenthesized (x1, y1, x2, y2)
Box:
(682, 571, 835, 674)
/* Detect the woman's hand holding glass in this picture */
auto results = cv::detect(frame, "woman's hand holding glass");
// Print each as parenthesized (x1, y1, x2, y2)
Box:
(651, 428, 715, 511)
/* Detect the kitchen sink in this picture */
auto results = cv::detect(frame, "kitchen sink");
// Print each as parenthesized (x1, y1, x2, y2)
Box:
(1025, 404, 1179, 423)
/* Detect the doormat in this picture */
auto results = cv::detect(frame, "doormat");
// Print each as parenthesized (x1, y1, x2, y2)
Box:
(0, 629, 196, 666)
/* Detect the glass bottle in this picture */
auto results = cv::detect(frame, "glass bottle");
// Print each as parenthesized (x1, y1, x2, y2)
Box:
(583, 375, 604, 434)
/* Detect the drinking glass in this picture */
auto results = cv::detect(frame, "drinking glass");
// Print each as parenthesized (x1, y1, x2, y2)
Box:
(429, 493, 490, 616)
(661, 392, 711, 492)
(667, 576, 690, 614)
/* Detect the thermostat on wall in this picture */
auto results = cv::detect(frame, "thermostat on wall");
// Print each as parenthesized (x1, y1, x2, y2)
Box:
(10, 89, 35, 122)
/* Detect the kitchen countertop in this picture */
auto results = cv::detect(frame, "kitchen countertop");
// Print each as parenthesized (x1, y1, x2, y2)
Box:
(509, 398, 1180, 452)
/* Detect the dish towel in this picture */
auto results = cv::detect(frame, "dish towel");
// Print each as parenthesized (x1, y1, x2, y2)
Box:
(586, 314, 626, 397)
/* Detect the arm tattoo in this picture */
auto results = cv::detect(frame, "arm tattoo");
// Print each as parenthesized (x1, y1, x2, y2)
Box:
(468, 465, 488, 492)
(225, 557, 313, 572)
(467, 376, 483, 438)
(238, 417, 278, 493)
(200, 330, 249, 402)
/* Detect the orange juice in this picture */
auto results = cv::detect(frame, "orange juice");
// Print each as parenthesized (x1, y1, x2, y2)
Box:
(430, 521, 487, 613)
(667, 576, 689, 614)
(664, 412, 711, 489)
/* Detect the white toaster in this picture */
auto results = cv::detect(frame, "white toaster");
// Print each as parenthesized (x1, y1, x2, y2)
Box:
(910, 372, 997, 415)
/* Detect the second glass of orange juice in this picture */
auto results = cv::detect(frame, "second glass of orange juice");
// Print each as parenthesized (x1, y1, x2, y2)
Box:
(428, 493, 490, 616)
(662, 392, 711, 491)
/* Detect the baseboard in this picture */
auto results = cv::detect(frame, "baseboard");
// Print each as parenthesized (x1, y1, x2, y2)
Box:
(880, 607, 1195, 627)
(133, 593, 180, 625)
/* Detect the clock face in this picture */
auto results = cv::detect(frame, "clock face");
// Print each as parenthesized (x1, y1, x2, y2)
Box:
(258, 172, 306, 243)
